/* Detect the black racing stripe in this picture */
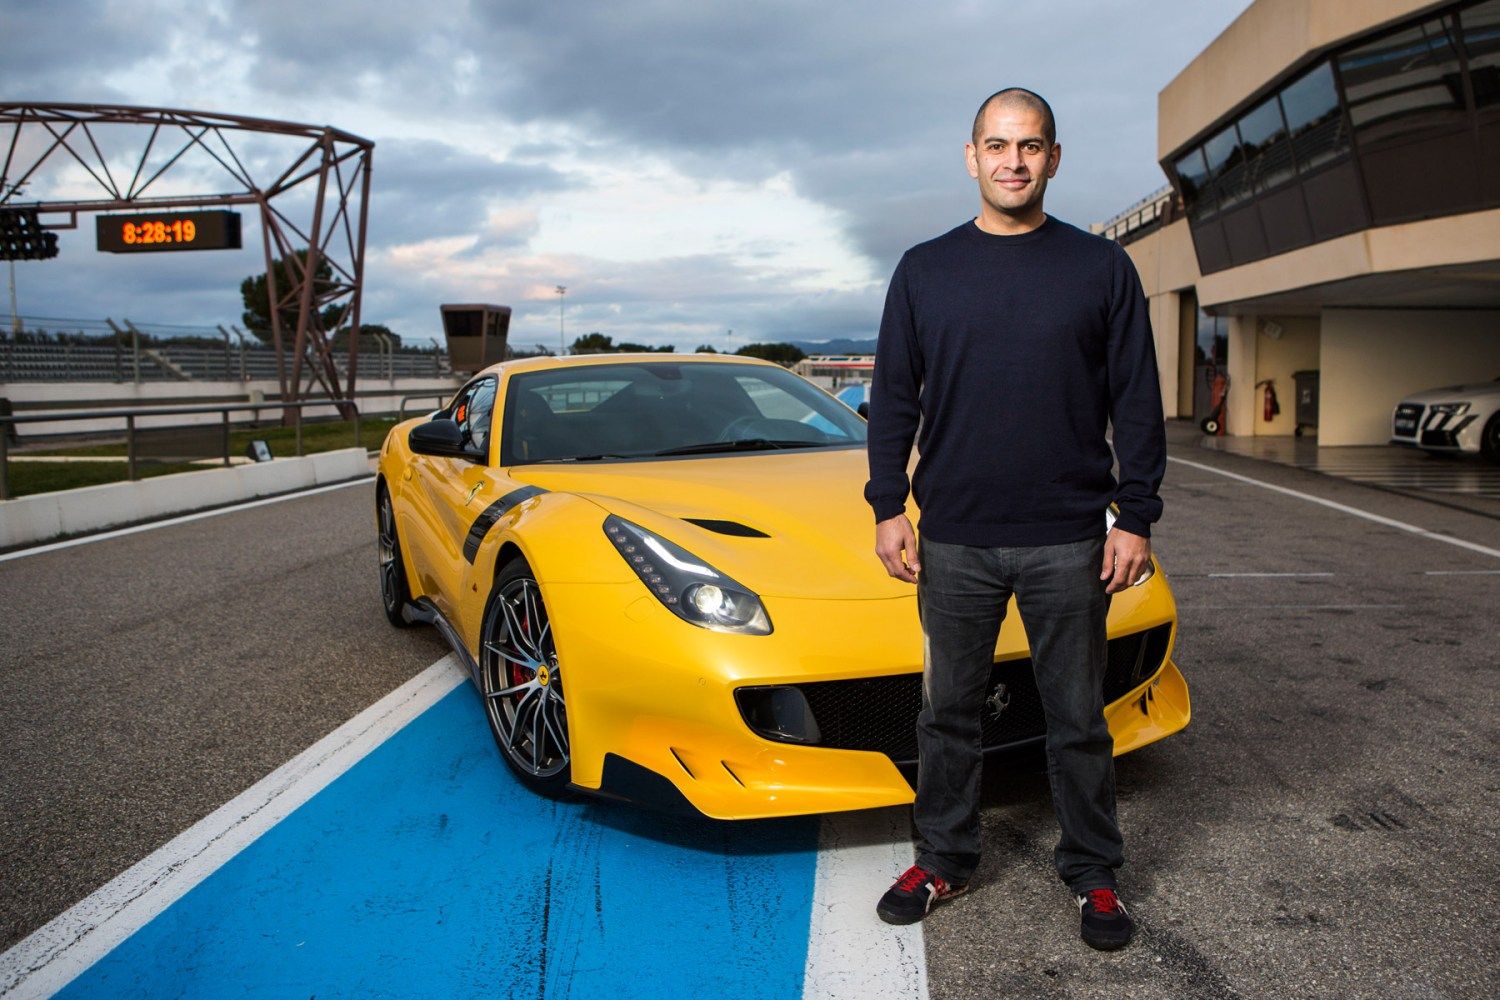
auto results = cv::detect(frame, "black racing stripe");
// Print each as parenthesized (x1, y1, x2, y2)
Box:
(462, 485, 548, 563)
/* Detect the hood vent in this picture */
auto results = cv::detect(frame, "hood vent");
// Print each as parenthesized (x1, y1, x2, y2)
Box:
(684, 517, 769, 538)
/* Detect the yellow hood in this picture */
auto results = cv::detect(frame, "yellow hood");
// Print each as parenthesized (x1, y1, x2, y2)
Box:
(509, 447, 912, 600)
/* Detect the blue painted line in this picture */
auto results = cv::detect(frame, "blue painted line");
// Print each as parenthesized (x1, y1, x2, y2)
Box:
(58, 685, 820, 999)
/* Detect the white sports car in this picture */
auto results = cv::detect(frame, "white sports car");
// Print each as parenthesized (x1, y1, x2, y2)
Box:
(1390, 377, 1500, 461)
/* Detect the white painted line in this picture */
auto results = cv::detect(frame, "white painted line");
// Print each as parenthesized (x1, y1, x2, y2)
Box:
(0, 654, 467, 1000)
(1206, 572, 1335, 578)
(804, 808, 928, 1000)
(1424, 569, 1500, 576)
(0, 476, 373, 564)
(1167, 455, 1500, 560)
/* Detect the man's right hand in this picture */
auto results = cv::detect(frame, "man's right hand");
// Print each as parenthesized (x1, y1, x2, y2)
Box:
(875, 514, 921, 583)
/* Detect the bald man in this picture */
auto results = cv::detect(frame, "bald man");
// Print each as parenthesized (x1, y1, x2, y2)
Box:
(865, 87, 1165, 951)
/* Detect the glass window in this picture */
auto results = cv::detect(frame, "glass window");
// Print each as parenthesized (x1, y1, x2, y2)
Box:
(1460, 0, 1500, 106)
(448, 376, 496, 456)
(1206, 122, 1255, 210)
(1173, 147, 1214, 219)
(500, 362, 867, 465)
(1338, 17, 1467, 144)
(1238, 96, 1297, 193)
(1281, 62, 1349, 172)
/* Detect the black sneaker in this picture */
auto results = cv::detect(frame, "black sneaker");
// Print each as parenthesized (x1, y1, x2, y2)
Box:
(876, 865, 967, 924)
(1075, 887, 1134, 950)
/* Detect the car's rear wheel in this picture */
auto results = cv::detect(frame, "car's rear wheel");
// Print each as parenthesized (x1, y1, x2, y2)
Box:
(480, 558, 571, 794)
(377, 485, 414, 628)
(1482, 413, 1500, 463)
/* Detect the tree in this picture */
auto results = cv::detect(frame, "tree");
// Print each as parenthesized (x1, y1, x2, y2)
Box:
(617, 342, 674, 353)
(570, 332, 615, 353)
(735, 342, 805, 366)
(695, 344, 718, 353)
(239, 249, 341, 345)
(332, 322, 401, 350)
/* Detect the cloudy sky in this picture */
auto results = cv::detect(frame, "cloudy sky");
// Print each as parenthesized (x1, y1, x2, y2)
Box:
(2, 0, 1248, 351)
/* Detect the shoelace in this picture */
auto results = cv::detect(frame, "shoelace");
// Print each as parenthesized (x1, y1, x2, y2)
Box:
(896, 866, 933, 893)
(1086, 888, 1119, 914)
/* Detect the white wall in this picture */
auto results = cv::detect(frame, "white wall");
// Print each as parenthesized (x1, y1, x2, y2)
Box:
(1319, 309, 1500, 445)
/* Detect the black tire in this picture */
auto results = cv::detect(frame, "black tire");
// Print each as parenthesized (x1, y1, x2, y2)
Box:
(479, 557, 572, 795)
(377, 485, 415, 628)
(1482, 414, 1500, 463)
(1200, 417, 1220, 435)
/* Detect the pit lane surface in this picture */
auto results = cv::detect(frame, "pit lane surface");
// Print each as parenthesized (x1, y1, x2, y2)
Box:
(2, 438, 1498, 998)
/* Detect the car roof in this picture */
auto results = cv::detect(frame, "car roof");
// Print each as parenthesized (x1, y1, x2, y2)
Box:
(472, 352, 782, 380)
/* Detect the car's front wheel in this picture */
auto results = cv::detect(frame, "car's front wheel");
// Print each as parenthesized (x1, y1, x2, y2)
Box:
(479, 558, 572, 794)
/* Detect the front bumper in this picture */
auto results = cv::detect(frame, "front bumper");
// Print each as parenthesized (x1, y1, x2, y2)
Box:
(1391, 403, 1481, 453)
(541, 576, 1190, 820)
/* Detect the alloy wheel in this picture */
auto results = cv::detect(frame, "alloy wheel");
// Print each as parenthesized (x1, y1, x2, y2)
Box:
(481, 575, 569, 780)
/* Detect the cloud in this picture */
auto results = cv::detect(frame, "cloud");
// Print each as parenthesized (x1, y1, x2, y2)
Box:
(367, 138, 571, 248)
(0, 1, 1251, 348)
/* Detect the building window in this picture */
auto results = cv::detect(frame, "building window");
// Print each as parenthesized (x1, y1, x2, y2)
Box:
(1240, 96, 1296, 194)
(1281, 62, 1350, 173)
(1460, 0, 1500, 202)
(1339, 13, 1478, 220)
(1174, 147, 1214, 220)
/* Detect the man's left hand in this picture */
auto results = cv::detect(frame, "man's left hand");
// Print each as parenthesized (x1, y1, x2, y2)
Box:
(1100, 527, 1151, 594)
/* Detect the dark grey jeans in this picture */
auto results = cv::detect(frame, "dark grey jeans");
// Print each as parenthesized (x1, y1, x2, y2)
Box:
(913, 535, 1123, 893)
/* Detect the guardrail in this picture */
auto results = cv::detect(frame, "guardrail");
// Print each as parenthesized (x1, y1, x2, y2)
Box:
(0, 400, 360, 501)
(0, 391, 463, 501)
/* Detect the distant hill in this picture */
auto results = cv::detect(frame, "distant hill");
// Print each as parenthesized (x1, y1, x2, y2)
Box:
(788, 338, 877, 355)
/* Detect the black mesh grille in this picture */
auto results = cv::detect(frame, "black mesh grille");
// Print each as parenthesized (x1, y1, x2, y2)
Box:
(755, 623, 1173, 765)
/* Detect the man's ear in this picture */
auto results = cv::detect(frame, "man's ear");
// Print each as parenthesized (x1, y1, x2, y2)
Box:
(1046, 141, 1062, 179)
(965, 142, 980, 179)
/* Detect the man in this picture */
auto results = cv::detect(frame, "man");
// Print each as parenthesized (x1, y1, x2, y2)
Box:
(864, 87, 1165, 951)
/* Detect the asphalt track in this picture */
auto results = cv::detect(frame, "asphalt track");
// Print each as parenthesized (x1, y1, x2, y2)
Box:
(1, 429, 1498, 998)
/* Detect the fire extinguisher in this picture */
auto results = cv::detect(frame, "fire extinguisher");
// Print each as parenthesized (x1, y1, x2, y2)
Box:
(1200, 365, 1230, 435)
(1256, 379, 1281, 422)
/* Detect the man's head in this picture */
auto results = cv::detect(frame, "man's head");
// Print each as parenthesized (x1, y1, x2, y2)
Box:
(965, 87, 1061, 231)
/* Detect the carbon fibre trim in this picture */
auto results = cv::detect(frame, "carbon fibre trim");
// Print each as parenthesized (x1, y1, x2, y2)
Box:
(462, 485, 548, 564)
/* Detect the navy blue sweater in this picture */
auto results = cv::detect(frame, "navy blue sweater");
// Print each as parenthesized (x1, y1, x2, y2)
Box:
(864, 217, 1166, 545)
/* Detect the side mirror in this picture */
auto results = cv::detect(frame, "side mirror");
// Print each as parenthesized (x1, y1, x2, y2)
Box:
(409, 417, 466, 456)
(857, 402, 870, 419)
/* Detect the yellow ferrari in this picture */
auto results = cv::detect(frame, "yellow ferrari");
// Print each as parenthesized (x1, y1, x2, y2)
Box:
(376, 353, 1189, 819)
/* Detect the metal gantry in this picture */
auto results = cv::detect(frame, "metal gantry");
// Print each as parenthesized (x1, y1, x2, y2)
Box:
(0, 103, 374, 411)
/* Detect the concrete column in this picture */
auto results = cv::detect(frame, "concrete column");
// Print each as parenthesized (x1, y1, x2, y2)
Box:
(1225, 314, 1258, 436)
(1149, 291, 1181, 419)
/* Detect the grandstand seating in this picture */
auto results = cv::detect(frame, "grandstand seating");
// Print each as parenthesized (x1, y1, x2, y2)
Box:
(0, 340, 451, 382)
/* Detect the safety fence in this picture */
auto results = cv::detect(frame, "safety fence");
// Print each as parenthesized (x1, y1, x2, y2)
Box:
(0, 393, 451, 501)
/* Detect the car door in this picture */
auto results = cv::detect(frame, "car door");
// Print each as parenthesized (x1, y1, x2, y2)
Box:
(412, 375, 500, 619)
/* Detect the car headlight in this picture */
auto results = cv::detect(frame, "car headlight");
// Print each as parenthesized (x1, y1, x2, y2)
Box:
(1429, 402, 1470, 415)
(1104, 506, 1155, 587)
(603, 515, 772, 634)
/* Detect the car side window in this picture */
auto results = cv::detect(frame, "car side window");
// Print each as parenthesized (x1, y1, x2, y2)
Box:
(449, 377, 497, 458)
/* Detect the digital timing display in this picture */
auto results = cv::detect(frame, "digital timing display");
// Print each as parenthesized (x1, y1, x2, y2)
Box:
(96, 210, 242, 253)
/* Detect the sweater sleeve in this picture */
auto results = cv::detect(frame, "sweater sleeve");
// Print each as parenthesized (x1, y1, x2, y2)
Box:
(1105, 243, 1166, 538)
(863, 255, 923, 523)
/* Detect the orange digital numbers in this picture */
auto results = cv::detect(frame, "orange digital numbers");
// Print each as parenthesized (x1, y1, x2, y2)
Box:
(97, 210, 239, 253)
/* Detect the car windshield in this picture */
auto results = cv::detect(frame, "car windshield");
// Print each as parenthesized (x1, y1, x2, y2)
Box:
(499, 361, 867, 465)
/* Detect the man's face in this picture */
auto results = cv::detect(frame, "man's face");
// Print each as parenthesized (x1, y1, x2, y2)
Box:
(965, 102, 1061, 221)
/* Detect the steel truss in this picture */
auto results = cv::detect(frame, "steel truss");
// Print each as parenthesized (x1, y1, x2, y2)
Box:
(0, 103, 374, 410)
